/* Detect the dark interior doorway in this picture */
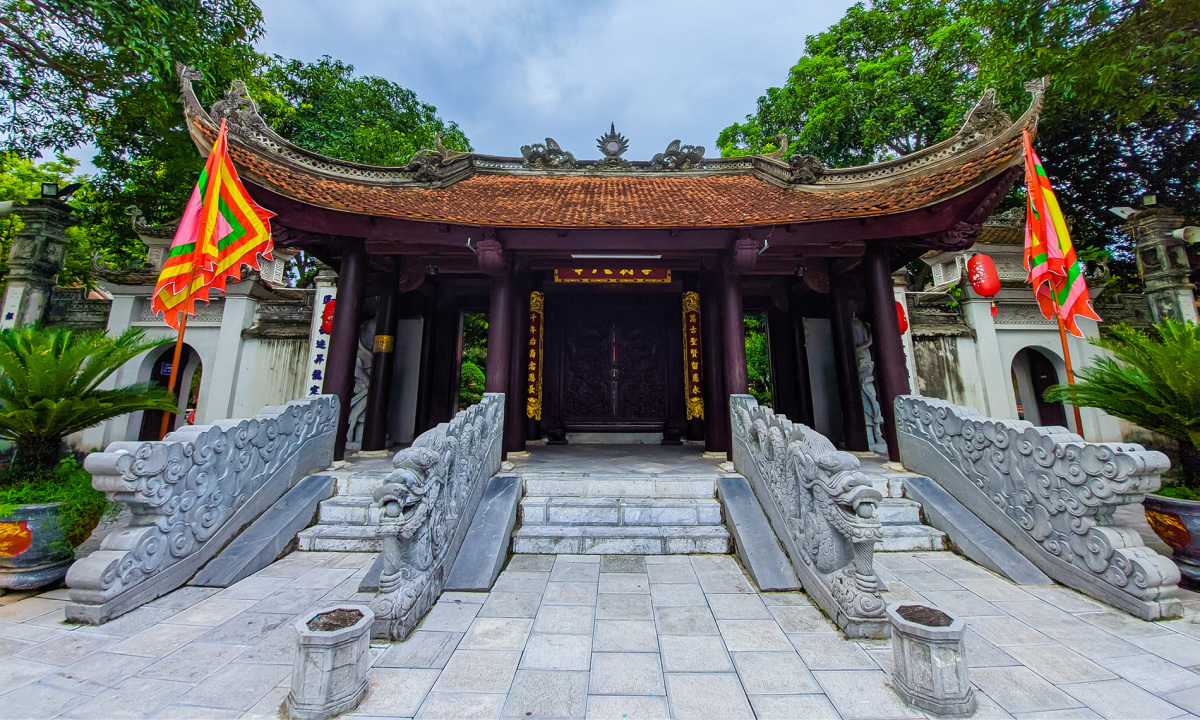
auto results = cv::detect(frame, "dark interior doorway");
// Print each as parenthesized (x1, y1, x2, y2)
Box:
(138, 344, 198, 440)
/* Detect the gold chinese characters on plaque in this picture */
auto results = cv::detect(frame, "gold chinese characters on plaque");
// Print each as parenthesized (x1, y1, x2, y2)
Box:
(553, 268, 671, 283)
(682, 291, 704, 420)
(526, 291, 544, 420)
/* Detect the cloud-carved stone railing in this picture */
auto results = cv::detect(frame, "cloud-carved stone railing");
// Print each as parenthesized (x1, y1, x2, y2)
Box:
(731, 395, 889, 638)
(371, 393, 503, 640)
(895, 395, 1182, 620)
(66, 396, 339, 624)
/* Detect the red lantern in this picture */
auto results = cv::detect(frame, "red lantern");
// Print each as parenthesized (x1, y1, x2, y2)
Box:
(896, 301, 909, 333)
(967, 254, 1001, 297)
(320, 300, 336, 334)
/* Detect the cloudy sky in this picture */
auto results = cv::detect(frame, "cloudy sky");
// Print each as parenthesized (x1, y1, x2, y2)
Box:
(252, 0, 857, 160)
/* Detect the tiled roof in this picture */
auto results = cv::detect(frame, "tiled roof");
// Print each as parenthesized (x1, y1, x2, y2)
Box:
(220, 134, 1022, 229)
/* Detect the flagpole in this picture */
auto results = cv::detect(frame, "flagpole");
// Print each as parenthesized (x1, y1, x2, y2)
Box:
(159, 312, 190, 440)
(1050, 293, 1086, 440)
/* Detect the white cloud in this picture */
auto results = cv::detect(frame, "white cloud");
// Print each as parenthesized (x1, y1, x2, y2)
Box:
(254, 0, 857, 158)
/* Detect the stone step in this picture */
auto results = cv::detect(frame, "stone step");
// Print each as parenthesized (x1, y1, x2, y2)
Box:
(333, 470, 392, 497)
(519, 497, 723, 527)
(522, 476, 715, 499)
(876, 499, 922, 526)
(317, 496, 376, 526)
(296, 524, 381, 553)
(879, 524, 947, 552)
(512, 524, 729, 555)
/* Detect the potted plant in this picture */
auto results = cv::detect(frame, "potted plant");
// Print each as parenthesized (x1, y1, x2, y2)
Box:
(1045, 319, 1200, 581)
(0, 325, 175, 589)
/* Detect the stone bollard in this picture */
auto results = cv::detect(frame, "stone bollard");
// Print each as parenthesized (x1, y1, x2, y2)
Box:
(286, 605, 375, 720)
(887, 603, 975, 717)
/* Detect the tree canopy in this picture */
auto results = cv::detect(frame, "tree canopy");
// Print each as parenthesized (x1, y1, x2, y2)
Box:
(720, 0, 1199, 268)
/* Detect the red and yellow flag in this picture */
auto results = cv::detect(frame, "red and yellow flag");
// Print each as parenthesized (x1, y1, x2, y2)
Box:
(152, 120, 275, 330)
(1022, 130, 1101, 337)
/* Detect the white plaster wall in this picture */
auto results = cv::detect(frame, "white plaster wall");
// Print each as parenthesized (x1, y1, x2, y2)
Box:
(231, 337, 310, 419)
(387, 318, 424, 445)
(804, 318, 843, 443)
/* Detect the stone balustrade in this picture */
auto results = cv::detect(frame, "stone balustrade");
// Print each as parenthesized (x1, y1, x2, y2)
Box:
(730, 395, 889, 638)
(371, 393, 504, 640)
(895, 394, 1182, 620)
(66, 395, 339, 624)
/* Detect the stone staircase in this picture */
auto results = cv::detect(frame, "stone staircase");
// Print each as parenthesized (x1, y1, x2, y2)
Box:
(512, 471, 731, 555)
(295, 459, 392, 553)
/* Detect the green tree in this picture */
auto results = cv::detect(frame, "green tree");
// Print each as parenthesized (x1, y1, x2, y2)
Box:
(0, 325, 174, 474)
(459, 312, 488, 409)
(1045, 320, 1200, 492)
(249, 56, 471, 167)
(745, 312, 773, 407)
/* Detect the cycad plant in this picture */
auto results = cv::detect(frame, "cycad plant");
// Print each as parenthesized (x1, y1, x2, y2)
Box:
(0, 325, 176, 476)
(1045, 319, 1200, 491)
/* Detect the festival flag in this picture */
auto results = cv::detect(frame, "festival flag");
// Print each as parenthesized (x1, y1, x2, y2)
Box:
(151, 119, 275, 329)
(1022, 129, 1101, 337)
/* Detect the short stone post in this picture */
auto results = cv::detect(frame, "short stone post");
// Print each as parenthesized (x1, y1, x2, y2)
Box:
(887, 603, 975, 717)
(286, 605, 375, 720)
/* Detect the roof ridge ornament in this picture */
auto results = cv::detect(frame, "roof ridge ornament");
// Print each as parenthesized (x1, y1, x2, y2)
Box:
(593, 123, 631, 170)
(209, 79, 269, 132)
(765, 134, 790, 161)
(520, 138, 577, 169)
(789, 154, 825, 184)
(956, 88, 1012, 147)
(650, 139, 706, 171)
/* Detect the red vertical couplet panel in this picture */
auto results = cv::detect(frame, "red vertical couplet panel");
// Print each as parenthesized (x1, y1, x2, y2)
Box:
(526, 291, 544, 420)
(681, 291, 705, 421)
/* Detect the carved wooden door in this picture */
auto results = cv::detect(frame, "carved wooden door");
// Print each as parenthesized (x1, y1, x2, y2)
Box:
(556, 297, 669, 430)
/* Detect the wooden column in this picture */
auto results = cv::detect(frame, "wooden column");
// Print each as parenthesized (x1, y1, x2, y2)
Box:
(865, 240, 910, 461)
(831, 274, 869, 451)
(323, 240, 366, 460)
(721, 232, 756, 398)
(361, 281, 397, 451)
(504, 269, 530, 454)
(788, 284, 816, 427)
(478, 232, 515, 458)
(699, 267, 728, 454)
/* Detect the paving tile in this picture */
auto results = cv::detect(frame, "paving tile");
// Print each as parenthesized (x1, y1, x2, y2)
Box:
(167, 598, 257, 627)
(175, 661, 290, 711)
(543, 582, 599, 606)
(1078, 610, 1175, 639)
(0, 635, 34, 657)
(748, 693, 841, 720)
(195, 611, 292, 645)
(419, 599, 482, 631)
(105, 623, 210, 659)
(247, 586, 327, 615)
(233, 626, 295, 665)
(478, 592, 543, 618)
(913, 552, 998, 580)
(550, 562, 601, 583)
(788, 632, 877, 670)
(24, 606, 69, 628)
(433, 649, 521, 693)
(654, 606, 719, 635)
(0, 680, 86, 719)
(593, 619, 658, 652)
(287, 566, 356, 589)
(355, 667, 439, 717)
(599, 556, 646, 573)
(216, 576, 291, 601)
(63, 676, 192, 719)
(706, 593, 770, 620)
(888, 569, 965, 593)
(0, 655, 57, 695)
(968, 616, 1054, 647)
(813, 669, 927, 719)
(417, 691, 507, 720)
(665, 672, 753, 719)
(659, 634, 734, 672)
(1058, 678, 1190, 720)
(768, 605, 837, 633)
(584, 694, 669, 720)
(646, 563, 698, 584)
(75, 606, 180, 639)
(376, 631, 463, 668)
(1163, 618, 1200, 640)
(588, 652, 664, 695)
(878, 581, 928, 605)
(502, 669, 588, 719)
(460, 618, 534, 651)
(597, 573, 650, 594)
(533, 604, 595, 635)
(1131, 632, 1200, 666)
(240, 685, 290, 720)
(716, 619, 792, 652)
(759, 592, 813, 607)
(731, 651, 820, 694)
(1041, 623, 1145, 660)
(920, 590, 1006, 617)
(0, 622, 68, 643)
(14, 631, 121, 667)
(596, 593, 653, 621)
(43, 651, 155, 695)
(1162, 685, 1200, 716)
(521, 633, 592, 670)
(507, 555, 556, 572)
(648, 583, 706, 607)
(144, 587, 221, 612)
(694, 570, 755, 595)
(492, 571, 550, 593)
(1024, 588, 1106, 614)
(995, 643, 1115, 685)
(969, 691, 1021, 720)
(138, 642, 246, 683)
(439, 591, 489, 605)
(0, 597, 67, 622)
(151, 704, 242, 719)
(957, 578, 1035, 602)
(1094, 653, 1200, 694)
(972, 666, 1087, 714)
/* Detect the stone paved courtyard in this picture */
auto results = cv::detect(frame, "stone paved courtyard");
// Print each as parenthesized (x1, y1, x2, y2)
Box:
(5, 549, 1200, 718)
